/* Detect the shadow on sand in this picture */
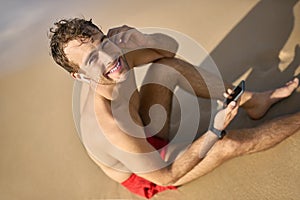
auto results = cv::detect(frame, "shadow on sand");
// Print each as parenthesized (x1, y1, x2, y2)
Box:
(195, 0, 300, 133)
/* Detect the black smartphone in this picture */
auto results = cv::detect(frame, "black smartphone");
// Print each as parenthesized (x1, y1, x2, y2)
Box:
(223, 80, 245, 108)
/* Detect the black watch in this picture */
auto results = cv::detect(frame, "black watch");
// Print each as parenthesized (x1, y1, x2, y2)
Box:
(209, 126, 226, 139)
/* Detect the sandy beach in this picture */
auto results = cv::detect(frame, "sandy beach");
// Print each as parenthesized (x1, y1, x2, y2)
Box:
(0, 0, 300, 199)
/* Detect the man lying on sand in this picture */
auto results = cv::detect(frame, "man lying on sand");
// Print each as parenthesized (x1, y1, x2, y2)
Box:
(49, 18, 300, 198)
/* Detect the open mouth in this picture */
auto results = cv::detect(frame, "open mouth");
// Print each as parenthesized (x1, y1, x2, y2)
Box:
(104, 57, 122, 78)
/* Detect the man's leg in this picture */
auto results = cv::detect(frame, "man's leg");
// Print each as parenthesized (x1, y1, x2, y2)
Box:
(173, 112, 300, 186)
(239, 78, 299, 119)
(139, 57, 299, 139)
(154, 57, 299, 119)
(139, 57, 232, 139)
(139, 61, 177, 140)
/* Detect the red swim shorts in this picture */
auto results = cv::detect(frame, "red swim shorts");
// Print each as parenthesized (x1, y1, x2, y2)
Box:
(121, 136, 177, 198)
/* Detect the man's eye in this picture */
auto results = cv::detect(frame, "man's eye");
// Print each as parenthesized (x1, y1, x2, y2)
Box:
(88, 54, 98, 65)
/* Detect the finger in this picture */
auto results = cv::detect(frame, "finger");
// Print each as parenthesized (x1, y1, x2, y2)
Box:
(227, 88, 233, 94)
(109, 31, 126, 45)
(226, 101, 236, 111)
(107, 30, 113, 37)
(232, 105, 239, 115)
(109, 34, 121, 45)
(107, 25, 132, 37)
(107, 28, 120, 37)
(122, 29, 133, 44)
(117, 33, 125, 44)
(223, 92, 230, 98)
(232, 102, 239, 110)
(217, 100, 225, 108)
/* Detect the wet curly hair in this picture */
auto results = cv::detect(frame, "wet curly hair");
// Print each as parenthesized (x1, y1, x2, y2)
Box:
(49, 18, 103, 73)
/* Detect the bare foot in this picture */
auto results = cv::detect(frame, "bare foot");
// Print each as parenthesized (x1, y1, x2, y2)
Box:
(244, 78, 299, 120)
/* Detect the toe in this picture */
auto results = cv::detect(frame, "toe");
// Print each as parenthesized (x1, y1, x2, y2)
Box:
(286, 81, 292, 85)
(286, 78, 299, 88)
(291, 78, 299, 88)
(294, 77, 299, 85)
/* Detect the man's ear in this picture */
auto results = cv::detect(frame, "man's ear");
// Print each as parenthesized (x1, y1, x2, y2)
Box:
(70, 72, 91, 84)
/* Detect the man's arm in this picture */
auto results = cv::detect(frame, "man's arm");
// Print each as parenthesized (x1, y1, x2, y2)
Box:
(99, 115, 209, 186)
(154, 57, 233, 99)
(94, 94, 238, 186)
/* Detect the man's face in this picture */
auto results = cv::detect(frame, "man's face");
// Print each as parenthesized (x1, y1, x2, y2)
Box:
(64, 32, 129, 84)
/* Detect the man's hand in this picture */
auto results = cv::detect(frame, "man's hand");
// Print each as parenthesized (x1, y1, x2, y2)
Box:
(107, 25, 178, 60)
(214, 89, 240, 130)
(107, 25, 148, 50)
(106, 25, 178, 68)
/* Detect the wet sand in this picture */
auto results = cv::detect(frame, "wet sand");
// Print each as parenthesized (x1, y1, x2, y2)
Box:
(0, 0, 300, 199)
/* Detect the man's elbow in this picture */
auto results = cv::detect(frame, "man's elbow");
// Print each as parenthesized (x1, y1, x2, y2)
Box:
(161, 173, 186, 187)
(170, 40, 179, 57)
(161, 38, 178, 58)
(150, 33, 179, 58)
(155, 176, 177, 186)
(138, 164, 182, 186)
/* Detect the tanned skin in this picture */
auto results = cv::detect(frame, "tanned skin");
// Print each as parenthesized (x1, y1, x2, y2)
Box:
(62, 25, 299, 186)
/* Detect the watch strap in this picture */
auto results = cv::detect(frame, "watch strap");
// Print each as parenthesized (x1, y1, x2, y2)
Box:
(209, 126, 226, 139)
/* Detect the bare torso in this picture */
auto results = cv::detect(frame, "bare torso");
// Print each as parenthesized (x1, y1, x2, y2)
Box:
(78, 65, 188, 183)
